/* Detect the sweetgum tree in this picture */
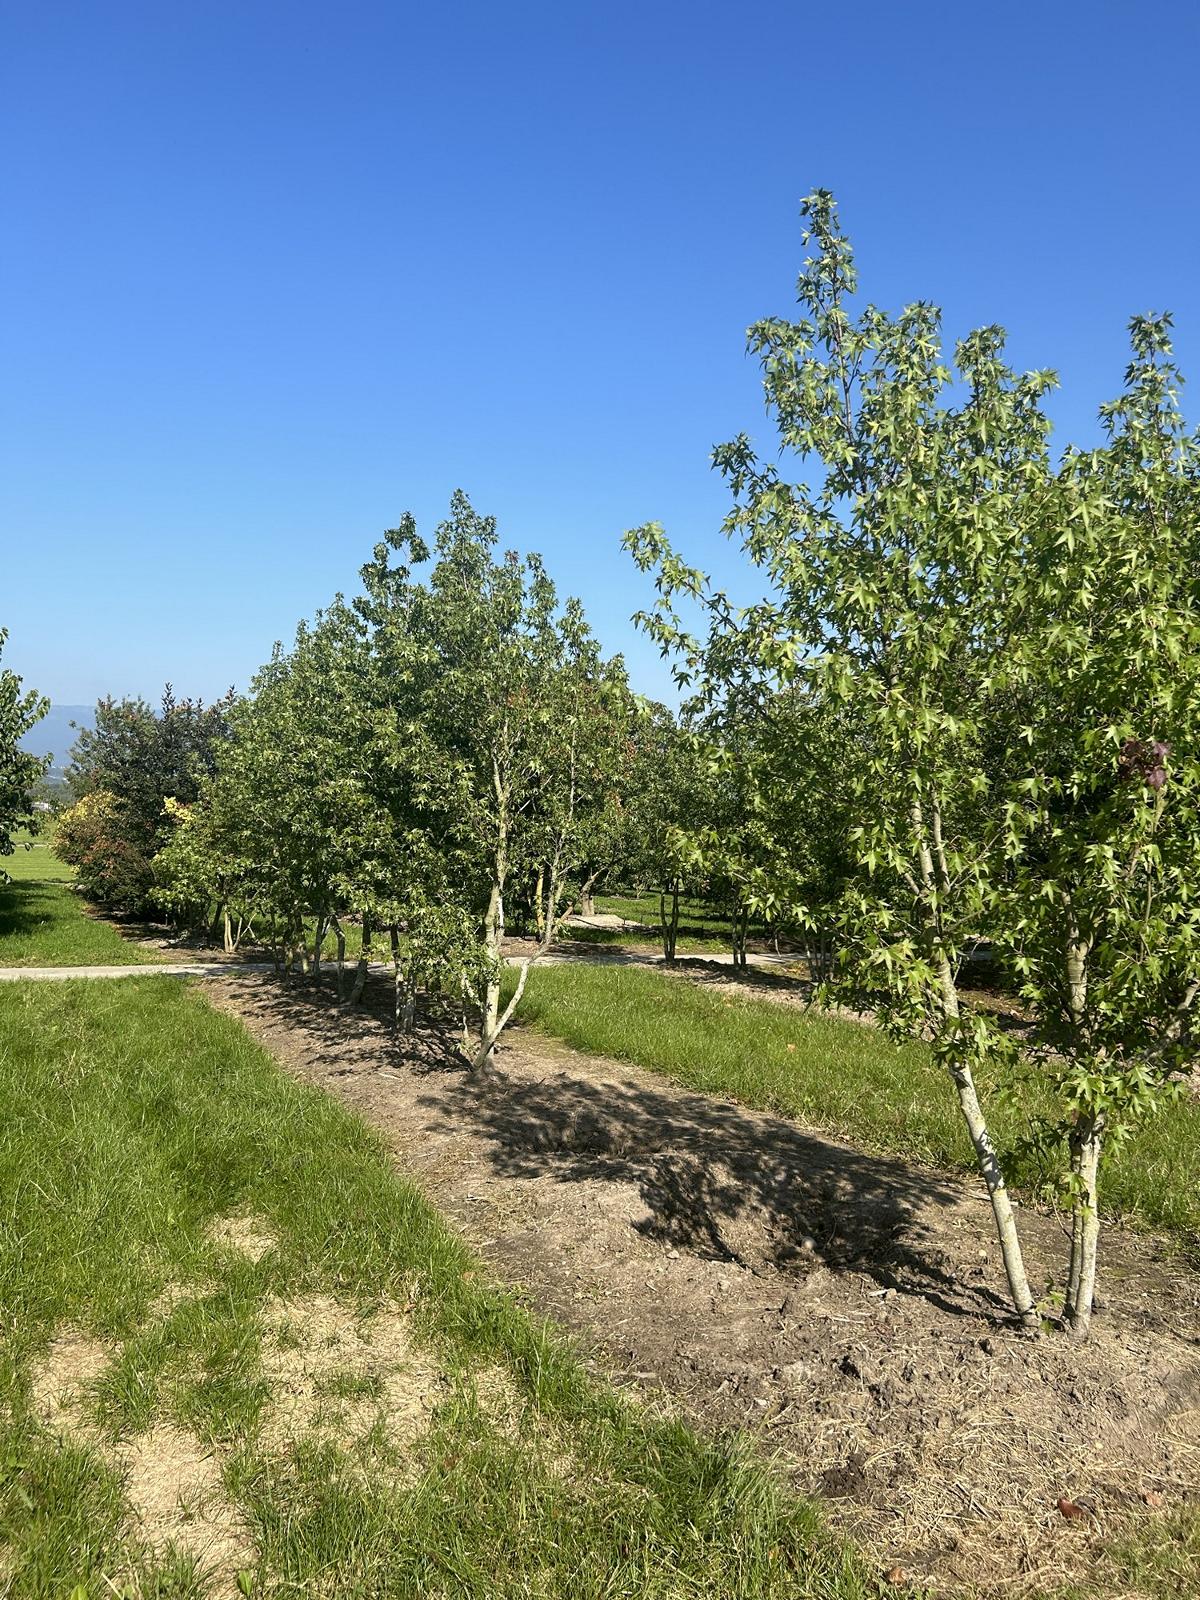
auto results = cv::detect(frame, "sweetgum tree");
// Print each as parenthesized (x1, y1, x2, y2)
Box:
(356, 491, 633, 1070)
(997, 315, 1200, 1336)
(629, 192, 1200, 1337)
(628, 191, 1073, 1330)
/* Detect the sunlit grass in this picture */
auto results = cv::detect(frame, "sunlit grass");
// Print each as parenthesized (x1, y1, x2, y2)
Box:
(2, 826, 74, 883)
(0, 977, 871, 1598)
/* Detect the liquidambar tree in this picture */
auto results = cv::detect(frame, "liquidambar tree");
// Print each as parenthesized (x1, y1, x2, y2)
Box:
(627, 191, 1199, 1335)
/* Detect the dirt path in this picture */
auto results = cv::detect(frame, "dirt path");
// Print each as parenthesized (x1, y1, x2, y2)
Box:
(201, 973, 1198, 1595)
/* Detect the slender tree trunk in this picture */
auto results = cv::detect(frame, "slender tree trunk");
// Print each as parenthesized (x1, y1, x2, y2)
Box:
(947, 1042, 1039, 1332)
(662, 880, 680, 962)
(533, 865, 546, 941)
(348, 914, 372, 1005)
(310, 917, 327, 979)
(331, 915, 347, 1001)
(580, 870, 599, 918)
(475, 881, 505, 1075)
(1065, 1116, 1104, 1339)
(1061, 910, 1102, 1337)
(913, 794, 1038, 1331)
(473, 957, 530, 1074)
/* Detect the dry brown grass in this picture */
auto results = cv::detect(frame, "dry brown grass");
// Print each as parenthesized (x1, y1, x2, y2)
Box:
(257, 1292, 447, 1454)
(206, 1213, 278, 1263)
(115, 1422, 250, 1576)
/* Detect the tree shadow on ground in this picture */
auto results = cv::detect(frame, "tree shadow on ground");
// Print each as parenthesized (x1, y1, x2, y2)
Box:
(230, 972, 1016, 1324)
(239, 969, 468, 1077)
(429, 1035, 1012, 1323)
(0, 880, 60, 938)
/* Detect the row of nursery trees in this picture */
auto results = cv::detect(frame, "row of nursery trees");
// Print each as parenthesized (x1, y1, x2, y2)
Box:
(146, 504, 720, 1066)
(43, 192, 1200, 1344)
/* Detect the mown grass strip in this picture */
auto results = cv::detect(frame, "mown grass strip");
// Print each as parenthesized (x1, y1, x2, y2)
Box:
(0, 977, 870, 1598)
(2, 828, 75, 883)
(0, 879, 164, 967)
(506, 961, 1200, 1251)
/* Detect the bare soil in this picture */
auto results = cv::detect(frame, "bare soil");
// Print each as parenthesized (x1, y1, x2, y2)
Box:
(201, 972, 1200, 1596)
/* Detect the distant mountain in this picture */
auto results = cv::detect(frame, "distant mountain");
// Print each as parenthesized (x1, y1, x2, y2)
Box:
(18, 703, 94, 783)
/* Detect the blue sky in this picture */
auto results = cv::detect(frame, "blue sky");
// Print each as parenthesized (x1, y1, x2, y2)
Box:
(3, 0, 1199, 710)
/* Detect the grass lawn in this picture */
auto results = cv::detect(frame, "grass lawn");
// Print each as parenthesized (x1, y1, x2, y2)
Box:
(0, 977, 869, 1599)
(506, 962, 1200, 1253)
(0, 879, 165, 966)
(2, 827, 75, 883)
(561, 892, 774, 956)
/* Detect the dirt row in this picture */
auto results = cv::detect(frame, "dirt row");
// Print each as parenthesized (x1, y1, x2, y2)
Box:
(196, 969, 1200, 1596)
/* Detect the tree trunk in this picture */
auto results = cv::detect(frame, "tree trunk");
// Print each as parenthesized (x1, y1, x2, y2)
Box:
(1065, 1117, 1104, 1339)
(472, 957, 530, 1075)
(947, 1051, 1039, 1332)
(222, 906, 233, 955)
(475, 881, 505, 1075)
(661, 881, 680, 963)
(731, 905, 749, 968)
(913, 792, 1038, 1334)
(580, 870, 599, 918)
(310, 917, 327, 979)
(533, 865, 546, 942)
(348, 915, 372, 1005)
(331, 916, 347, 1001)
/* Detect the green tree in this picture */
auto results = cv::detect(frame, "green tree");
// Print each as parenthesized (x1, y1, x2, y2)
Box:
(357, 491, 633, 1069)
(996, 314, 1200, 1337)
(628, 191, 1067, 1330)
(64, 686, 235, 907)
(0, 630, 49, 865)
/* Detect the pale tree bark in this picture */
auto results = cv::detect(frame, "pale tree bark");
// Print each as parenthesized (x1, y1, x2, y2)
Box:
(474, 882, 506, 1075)
(913, 795, 1039, 1333)
(1061, 909, 1102, 1338)
(330, 914, 347, 1000)
(309, 916, 327, 979)
(579, 870, 600, 918)
(472, 732, 577, 1075)
(1065, 1115, 1104, 1339)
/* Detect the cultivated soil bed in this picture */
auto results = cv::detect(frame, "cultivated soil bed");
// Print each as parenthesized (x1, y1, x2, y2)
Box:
(201, 972, 1200, 1596)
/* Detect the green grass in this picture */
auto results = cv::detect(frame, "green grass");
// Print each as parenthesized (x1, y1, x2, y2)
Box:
(562, 892, 772, 955)
(2, 827, 75, 883)
(0, 878, 165, 966)
(506, 962, 1200, 1252)
(0, 977, 872, 1599)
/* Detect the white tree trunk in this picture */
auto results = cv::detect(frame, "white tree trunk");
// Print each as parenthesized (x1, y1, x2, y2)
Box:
(1066, 1119, 1103, 1339)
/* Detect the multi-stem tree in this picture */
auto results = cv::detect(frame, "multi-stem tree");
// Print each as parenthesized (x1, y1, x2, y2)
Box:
(997, 315, 1200, 1337)
(628, 191, 1068, 1330)
(356, 491, 632, 1070)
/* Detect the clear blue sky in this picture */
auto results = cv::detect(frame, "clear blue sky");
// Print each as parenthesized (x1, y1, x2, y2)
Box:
(3, 0, 1198, 709)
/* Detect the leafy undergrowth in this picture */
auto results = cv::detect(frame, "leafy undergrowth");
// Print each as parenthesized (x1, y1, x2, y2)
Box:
(0, 879, 165, 967)
(507, 962, 1200, 1252)
(0, 977, 873, 1599)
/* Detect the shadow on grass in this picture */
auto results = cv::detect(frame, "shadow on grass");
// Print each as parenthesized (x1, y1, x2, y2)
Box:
(0, 879, 67, 939)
